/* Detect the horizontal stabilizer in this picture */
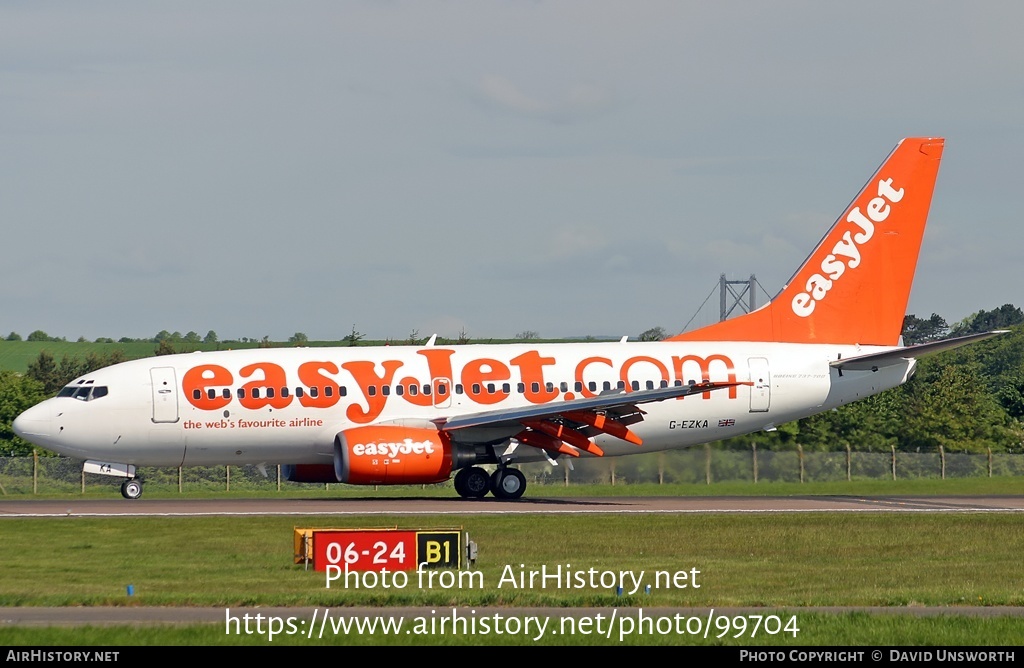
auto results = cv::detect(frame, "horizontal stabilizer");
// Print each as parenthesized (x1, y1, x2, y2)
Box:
(830, 331, 1008, 372)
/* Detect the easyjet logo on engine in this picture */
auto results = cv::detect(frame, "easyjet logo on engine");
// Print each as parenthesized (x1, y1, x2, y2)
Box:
(791, 177, 905, 318)
(181, 349, 738, 424)
(351, 439, 436, 458)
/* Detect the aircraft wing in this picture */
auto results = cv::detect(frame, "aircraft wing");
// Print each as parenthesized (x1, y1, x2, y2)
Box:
(432, 380, 749, 458)
(830, 331, 1008, 372)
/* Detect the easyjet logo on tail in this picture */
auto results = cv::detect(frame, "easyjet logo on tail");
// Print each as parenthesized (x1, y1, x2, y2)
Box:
(791, 177, 905, 318)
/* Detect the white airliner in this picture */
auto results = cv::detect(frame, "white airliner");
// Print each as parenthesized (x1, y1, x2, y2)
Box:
(12, 137, 1001, 500)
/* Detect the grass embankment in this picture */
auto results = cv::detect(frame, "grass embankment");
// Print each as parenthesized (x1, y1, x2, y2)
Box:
(2, 511, 1022, 644)
(1, 514, 1020, 608)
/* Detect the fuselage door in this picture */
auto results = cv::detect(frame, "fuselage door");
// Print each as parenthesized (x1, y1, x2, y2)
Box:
(748, 357, 771, 413)
(150, 367, 180, 423)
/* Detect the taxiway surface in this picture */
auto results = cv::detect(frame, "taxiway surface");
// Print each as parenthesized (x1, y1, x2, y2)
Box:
(2, 495, 1023, 517)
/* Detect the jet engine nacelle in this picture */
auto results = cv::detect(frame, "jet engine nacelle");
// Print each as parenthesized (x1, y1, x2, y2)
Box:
(335, 425, 454, 485)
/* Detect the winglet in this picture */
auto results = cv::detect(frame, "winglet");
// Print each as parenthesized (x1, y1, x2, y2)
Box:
(669, 137, 945, 346)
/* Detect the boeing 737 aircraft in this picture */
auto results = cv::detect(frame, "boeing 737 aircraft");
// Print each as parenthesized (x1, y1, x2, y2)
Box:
(13, 137, 1001, 500)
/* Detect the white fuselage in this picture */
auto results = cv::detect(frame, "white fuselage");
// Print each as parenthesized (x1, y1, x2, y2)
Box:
(13, 340, 913, 469)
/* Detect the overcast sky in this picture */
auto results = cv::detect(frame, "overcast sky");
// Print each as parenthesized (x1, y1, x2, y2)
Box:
(2, 2, 1022, 342)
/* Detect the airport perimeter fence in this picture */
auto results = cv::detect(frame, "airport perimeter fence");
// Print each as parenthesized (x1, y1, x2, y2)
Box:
(2, 445, 1024, 495)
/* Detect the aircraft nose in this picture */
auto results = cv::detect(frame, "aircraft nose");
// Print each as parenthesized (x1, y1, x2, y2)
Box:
(12, 404, 53, 442)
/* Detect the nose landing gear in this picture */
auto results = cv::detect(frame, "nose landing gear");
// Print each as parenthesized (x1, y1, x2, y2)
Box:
(120, 478, 143, 499)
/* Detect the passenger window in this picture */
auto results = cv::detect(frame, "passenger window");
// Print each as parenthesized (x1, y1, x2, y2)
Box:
(325, 386, 334, 397)
(502, 383, 511, 394)
(193, 389, 202, 400)
(396, 385, 405, 396)
(295, 387, 304, 398)
(207, 389, 216, 400)
(310, 387, 319, 398)
(631, 381, 640, 391)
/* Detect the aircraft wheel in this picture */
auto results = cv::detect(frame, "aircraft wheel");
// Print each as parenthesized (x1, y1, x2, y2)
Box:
(120, 479, 143, 500)
(454, 467, 489, 499)
(490, 468, 526, 500)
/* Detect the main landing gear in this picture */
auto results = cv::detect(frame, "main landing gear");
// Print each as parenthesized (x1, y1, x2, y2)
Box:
(453, 466, 526, 500)
(120, 478, 143, 500)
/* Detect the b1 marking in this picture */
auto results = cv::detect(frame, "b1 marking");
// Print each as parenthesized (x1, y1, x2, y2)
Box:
(416, 531, 461, 569)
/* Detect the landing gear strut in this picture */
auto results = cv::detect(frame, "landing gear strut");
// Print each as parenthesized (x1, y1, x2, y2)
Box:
(120, 478, 143, 500)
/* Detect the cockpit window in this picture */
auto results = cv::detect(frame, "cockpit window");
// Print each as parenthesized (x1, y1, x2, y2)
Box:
(58, 385, 109, 401)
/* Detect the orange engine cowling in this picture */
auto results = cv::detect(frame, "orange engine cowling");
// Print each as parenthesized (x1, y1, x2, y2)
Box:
(335, 425, 454, 485)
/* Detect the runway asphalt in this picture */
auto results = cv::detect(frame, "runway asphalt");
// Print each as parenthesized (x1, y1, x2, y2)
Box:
(3, 494, 1024, 517)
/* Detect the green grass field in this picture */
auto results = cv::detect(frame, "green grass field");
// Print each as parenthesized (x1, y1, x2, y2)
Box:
(3, 513, 1020, 608)
(1, 511, 1023, 645)
(3, 475, 1023, 646)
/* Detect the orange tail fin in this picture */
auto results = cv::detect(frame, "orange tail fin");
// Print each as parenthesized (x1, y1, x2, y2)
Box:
(669, 137, 945, 346)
